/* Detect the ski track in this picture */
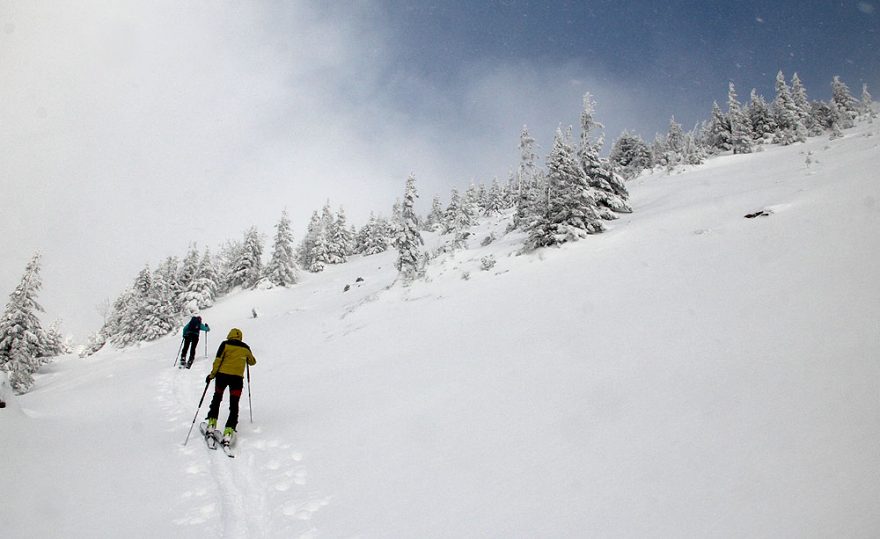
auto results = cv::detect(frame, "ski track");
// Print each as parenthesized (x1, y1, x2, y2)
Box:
(157, 356, 324, 537)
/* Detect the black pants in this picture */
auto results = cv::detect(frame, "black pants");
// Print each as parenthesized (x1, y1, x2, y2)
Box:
(181, 334, 200, 367)
(207, 373, 244, 430)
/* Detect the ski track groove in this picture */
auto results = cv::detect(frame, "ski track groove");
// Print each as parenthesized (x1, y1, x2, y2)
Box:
(158, 350, 325, 537)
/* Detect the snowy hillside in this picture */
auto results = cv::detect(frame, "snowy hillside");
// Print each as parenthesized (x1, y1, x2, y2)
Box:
(3, 121, 880, 538)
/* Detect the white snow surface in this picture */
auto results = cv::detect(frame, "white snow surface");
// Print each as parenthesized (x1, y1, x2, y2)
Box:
(3, 124, 880, 538)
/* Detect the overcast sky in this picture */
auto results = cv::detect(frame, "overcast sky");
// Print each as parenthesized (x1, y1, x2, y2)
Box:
(1, 0, 877, 338)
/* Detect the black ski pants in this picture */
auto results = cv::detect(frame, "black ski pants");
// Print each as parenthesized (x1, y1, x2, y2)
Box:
(181, 333, 200, 367)
(207, 373, 244, 430)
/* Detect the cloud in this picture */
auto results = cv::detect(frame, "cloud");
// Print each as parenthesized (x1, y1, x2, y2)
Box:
(0, 1, 663, 338)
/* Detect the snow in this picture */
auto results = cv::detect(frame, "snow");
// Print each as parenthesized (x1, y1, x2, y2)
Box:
(3, 123, 880, 537)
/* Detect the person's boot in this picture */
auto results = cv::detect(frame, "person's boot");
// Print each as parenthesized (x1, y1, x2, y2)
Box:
(206, 417, 218, 436)
(222, 427, 235, 446)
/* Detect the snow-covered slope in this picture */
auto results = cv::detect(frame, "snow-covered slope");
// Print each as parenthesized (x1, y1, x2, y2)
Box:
(3, 123, 880, 538)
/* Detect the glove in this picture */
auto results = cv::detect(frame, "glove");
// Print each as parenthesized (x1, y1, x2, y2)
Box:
(205, 324, 210, 331)
(205, 375, 213, 384)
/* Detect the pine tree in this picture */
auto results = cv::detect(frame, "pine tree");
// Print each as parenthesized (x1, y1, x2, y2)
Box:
(424, 196, 445, 232)
(485, 178, 505, 215)
(139, 270, 177, 341)
(229, 227, 264, 288)
(610, 131, 652, 180)
(790, 73, 818, 135)
(831, 75, 858, 128)
(359, 213, 391, 255)
(298, 211, 322, 270)
(265, 209, 299, 287)
(577, 93, 631, 215)
(178, 244, 201, 297)
(861, 83, 876, 121)
(326, 207, 354, 264)
(665, 115, 686, 169)
(774, 70, 807, 144)
(709, 100, 732, 152)
(0, 254, 49, 393)
(180, 248, 219, 311)
(728, 82, 754, 154)
(748, 88, 776, 142)
(528, 127, 604, 248)
(514, 126, 541, 229)
(395, 175, 424, 283)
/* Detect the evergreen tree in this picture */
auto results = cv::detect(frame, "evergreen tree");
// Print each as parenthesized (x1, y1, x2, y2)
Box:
(359, 213, 391, 255)
(229, 227, 264, 288)
(139, 269, 177, 341)
(0, 254, 49, 393)
(298, 211, 322, 270)
(265, 209, 299, 287)
(610, 131, 652, 180)
(394, 175, 424, 283)
(728, 82, 754, 154)
(831, 75, 858, 128)
(514, 125, 541, 229)
(180, 248, 219, 311)
(485, 178, 505, 215)
(424, 196, 445, 232)
(861, 83, 876, 121)
(528, 127, 604, 248)
(748, 88, 776, 142)
(43, 320, 70, 357)
(664, 115, 686, 169)
(178, 244, 201, 299)
(774, 70, 807, 144)
(577, 93, 631, 216)
(326, 207, 354, 264)
(708, 100, 732, 152)
(790, 73, 818, 135)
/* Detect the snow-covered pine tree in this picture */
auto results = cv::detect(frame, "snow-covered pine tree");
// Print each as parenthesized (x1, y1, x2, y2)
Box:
(527, 127, 604, 248)
(228, 227, 264, 288)
(514, 125, 541, 229)
(308, 231, 331, 273)
(861, 83, 876, 121)
(610, 131, 652, 180)
(831, 75, 858, 128)
(0, 254, 49, 393)
(790, 73, 819, 136)
(265, 209, 299, 287)
(829, 100, 845, 140)
(326, 207, 354, 265)
(139, 269, 177, 342)
(43, 320, 70, 357)
(748, 88, 776, 143)
(664, 116, 686, 170)
(155, 256, 182, 312)
(178, 244, 201, 298)
(577, 93, 631, 216)
(394, 175, 424, 283)
(359, 213, 391, 255)
(708, 100, 732, 152)
(728, 82, 754, 154)
(484, 178, 505, 215)
(180, 248, 219, 311)
(424, 196, 445, 232)
(773, 70, 807, 144)
(297, 211, 322, 270)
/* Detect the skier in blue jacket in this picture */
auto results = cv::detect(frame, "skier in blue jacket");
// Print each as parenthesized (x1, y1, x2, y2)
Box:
(180, 313, 210, 369)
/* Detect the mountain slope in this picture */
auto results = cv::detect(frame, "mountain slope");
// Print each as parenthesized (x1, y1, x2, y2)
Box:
(2, 123, 879, 538)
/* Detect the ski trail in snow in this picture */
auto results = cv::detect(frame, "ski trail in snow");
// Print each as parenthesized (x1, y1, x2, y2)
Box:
(158, 350, 326, 537)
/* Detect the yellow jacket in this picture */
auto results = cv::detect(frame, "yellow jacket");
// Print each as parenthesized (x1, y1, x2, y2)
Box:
(209, 328, 256, 378)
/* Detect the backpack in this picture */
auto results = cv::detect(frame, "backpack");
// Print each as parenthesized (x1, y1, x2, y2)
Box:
(186, 316, 202, 334)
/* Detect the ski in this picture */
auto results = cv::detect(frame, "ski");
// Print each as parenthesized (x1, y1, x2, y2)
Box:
(198, 422, 219, 450)
(221, 441, 235, 458)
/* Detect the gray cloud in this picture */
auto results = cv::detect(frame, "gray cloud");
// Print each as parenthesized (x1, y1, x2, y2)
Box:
(0, 1, 653, 338)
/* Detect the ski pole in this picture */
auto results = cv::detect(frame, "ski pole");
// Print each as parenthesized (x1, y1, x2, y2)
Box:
(246, 362, 253, 423)
(173, 337, 184, 368)
(183, 379, 211, 446)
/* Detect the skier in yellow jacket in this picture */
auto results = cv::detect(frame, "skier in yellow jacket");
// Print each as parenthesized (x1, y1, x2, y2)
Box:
(205, 328, 256, 444)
